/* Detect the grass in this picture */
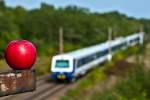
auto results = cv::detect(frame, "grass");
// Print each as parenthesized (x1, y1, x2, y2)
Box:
(0, 59, 10, 70)
(79, 67, 106, 90)
(91, 65, 150, 100)
(61, 46, 144, 100)
(61, 67, 106, 100)
(34, 56, 51, 77)
(62, 63, 149, 100)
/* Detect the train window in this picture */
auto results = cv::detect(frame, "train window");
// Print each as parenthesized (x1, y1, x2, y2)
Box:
(112, 42, 126, 52)
(77, 49, 109, 67)
(55, 60, 69, 68)
(101, 49, 108, 56)
(130, 37, 139, 43)
(77, 54, 93, 67)
(76, 41, 128, 68)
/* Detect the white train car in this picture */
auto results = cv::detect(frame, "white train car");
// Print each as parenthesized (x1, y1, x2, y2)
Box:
(50, 32, 144, 81)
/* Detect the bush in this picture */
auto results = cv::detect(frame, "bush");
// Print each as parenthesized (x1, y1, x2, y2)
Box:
(91, 66, 150, 100)
(34, 57, 51, 76)
(61, 67, 106, 100)
(79, 68, 106, 90)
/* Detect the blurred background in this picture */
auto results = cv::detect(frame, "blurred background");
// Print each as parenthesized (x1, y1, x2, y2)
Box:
(0, 0, 150, 99)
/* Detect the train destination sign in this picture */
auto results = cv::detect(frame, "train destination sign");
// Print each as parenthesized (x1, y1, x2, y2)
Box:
(0, 70, 36, 97)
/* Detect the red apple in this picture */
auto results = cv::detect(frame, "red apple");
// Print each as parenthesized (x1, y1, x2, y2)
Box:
(5, 40, 37, 70)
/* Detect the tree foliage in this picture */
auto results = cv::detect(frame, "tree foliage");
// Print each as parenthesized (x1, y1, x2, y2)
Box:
(0, 1, 150, 57)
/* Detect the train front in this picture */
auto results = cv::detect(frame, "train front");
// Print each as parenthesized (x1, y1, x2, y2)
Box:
(50, 55, 74, 81)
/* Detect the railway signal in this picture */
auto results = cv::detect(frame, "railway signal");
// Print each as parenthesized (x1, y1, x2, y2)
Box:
(0, 40, 37, 97)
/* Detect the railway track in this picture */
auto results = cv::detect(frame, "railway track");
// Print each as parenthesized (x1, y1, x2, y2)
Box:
(29, 84, 67, 100)
(0, 75, 67, 100)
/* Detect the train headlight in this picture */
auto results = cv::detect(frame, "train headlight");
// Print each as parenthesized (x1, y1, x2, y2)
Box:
(57, 74, 66, 80)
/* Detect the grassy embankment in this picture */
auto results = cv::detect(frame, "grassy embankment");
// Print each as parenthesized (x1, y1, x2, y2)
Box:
(61, 44, 147, 100)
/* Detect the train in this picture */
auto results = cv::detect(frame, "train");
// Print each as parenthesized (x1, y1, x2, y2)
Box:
(50, 32, 144, 82)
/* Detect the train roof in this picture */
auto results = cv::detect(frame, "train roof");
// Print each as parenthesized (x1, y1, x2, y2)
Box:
(65, 37, 125, 59)
(126, 33, 140, 40)
(66, 42, 109, 59)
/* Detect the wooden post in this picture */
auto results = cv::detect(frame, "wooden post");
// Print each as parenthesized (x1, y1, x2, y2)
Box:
(139, 25, 145, 65)
(139, 25, 144, 45)
(108, 27, 112, 61)
(59, 27, 64, 54)
(140, 25, 144, 33)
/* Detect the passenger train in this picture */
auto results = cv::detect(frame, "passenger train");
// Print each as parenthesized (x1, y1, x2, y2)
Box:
(50, 32, 144, 82)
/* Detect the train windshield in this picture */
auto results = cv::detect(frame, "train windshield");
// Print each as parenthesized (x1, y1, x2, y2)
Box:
(55, 60, 69, 68)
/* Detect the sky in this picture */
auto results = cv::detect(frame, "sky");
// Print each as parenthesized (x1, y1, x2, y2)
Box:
(5, 0, 150, 19)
